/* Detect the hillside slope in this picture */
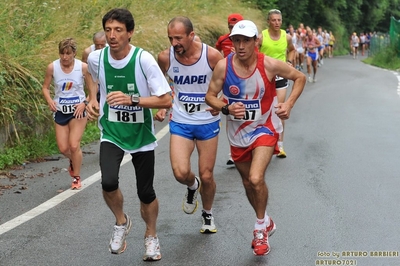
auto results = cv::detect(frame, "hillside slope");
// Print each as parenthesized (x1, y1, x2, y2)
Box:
(1, 0, 266, 68)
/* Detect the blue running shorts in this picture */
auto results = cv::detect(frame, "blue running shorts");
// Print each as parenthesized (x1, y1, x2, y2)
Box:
(307, 51, 318, 61)
(169, 120, 220, 141)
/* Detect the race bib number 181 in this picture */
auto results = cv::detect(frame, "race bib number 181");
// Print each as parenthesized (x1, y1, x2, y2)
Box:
(108, 105, 144, 123)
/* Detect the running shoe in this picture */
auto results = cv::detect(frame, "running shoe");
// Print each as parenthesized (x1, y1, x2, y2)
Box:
(266, 218, 276, 237)
(313, 78, 317, 83)
(226, 159, 235, 166)
(277, 147, 287, 158)
(226, 153, 234, 167)
(251, 229, 270, 256)
(71, 176, 81, 190)
(182, 176, 200, 214)
(143, 236, 161, 261)
(68, 159, 74, 177)
(200, 210, 217, 234)
(251, 218, 276, 249)
(109, 214, 132, 254)
(308, 76, 313, 83)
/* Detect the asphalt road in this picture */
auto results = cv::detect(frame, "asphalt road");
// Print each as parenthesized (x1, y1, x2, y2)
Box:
(1, 54, 400, 266)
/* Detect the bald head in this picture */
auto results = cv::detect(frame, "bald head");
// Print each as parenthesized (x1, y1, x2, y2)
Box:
(168, 16, 193, 35)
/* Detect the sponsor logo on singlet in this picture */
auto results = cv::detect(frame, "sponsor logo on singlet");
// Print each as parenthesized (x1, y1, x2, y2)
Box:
(229, 85, 240, 96)
(178, 93, 205, 103)
(61, 82, 73, 91)
(110, 105, 142, 111)
(173, 75, 207, 85)
(59, 96, 80, 104)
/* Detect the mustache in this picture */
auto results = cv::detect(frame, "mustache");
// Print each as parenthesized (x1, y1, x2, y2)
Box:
(173, 44, 185, 55)
(173, 44, 183, 50)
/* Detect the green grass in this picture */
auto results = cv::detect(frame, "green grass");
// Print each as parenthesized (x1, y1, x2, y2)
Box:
(6, 0, 397, 170)
(0, 0, 267, 170)
(363, 45, 400, 70)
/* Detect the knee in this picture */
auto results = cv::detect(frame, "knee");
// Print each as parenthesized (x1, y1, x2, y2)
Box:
(69, 143, 80, 153)
(138, 188, 156, 204)
(199, 174, 215, 188)
(102, 177, 119, 192)
(248, 175, 265, 188)
(172, 167, 191, 182)
(58, 146, 69, 155)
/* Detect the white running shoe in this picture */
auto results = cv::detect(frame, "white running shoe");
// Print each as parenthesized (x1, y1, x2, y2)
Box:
(109, 214, 132, 254)
(308, 76, 313, 83)
(182, 176, 200, 214)
(143, 236, 161, 261)
(200, 210, 217, 234)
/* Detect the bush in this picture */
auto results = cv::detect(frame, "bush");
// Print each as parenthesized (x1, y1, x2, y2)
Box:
(366, 44, 400, 70)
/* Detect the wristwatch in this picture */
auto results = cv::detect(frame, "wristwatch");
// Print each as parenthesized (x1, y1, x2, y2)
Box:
(131, 95, 140, 106)
(83, 100, 89, 106)
(221, 104, 230, 115)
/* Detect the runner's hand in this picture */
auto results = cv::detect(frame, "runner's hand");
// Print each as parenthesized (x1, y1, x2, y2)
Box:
(74, 102, 86, 119)
(155, 109, 167, 122)
(206, 107, 220, 116)
(86, 100, 99, 120)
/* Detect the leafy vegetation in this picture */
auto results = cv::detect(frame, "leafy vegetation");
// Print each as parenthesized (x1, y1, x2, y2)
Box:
(251, 0, 400, 55)
(0, 0, 266, 169)
(0, 0, 399, 169)
(364, 45, 400, 70)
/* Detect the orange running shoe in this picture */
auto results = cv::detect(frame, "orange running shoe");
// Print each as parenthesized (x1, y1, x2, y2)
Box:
(252, 229, 270, 256)
(71, 176, 81, 190)
(252, 218, 276, 249)
(266, 218, 276, 237)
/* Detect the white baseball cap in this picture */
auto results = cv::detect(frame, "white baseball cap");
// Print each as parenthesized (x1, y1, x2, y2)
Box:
(229, 20, 258, 38)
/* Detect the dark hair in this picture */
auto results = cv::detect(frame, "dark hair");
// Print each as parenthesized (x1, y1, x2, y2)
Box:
(168, 16, 194, 35)
(102, 8, 135, 32)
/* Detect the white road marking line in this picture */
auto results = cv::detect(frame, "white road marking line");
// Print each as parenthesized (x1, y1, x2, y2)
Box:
(0, 124, 170, 236)
(394, 72, 400, 96)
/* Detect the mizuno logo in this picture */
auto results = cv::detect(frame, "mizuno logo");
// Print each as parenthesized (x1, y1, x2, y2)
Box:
(59, 97, 80, 104)
(178, 92, 206, 103)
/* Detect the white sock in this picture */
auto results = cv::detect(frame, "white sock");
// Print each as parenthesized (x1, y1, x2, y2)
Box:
(203, 209, 212, 215)
(278, 141, 283, 148)
(188, 177, 198, 190)
(255, 217, 265, 230)
(265, 212, 270, 226)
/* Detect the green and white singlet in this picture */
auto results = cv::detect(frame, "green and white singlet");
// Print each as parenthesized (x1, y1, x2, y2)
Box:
(87, 45, 171, 153)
